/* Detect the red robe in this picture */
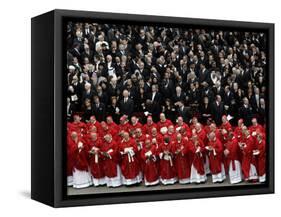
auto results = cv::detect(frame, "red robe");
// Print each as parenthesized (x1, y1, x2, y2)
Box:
(141, 145, 159, 183)
(88, 138, 104, 179)
(257, 139, 266, 176)
(119, 122, 131, 133)
(207, 138, 224, 174)
(119, 138, 140, 179)
(234, 127, 243, 162)
(87, 121, 101, 133)
(151, 134, 163, 148)
(249, 124, 265, 135)
(175, 123, 192, 137)
(166, 132, 177, 141)
(196, 129, 207, 144)
(157, 119, 173, 132)
(234, 126, 243, 141)
(221, 121, 232, 132)
(71, 140, 89, 171)
(100, 140, 119, 178)
(224, 136, 239, 170)
(134, 134, 146, 150)
(249, 124, 265, 144)
(158, 142, 176, 179)
(130, 122, 143, 134)
(68, 121, 87, 136)
(241, 135, 257, 179)
(204, 125, 211, 135)
(207, 129, 222, 142)
(143, 122, 157, 135)
(189, 139, 205, 175)
(100, 127, 118, 140)
(172, 138, 191, 179)
(107, 121, 120, 134)
(134, 134, 146, 171)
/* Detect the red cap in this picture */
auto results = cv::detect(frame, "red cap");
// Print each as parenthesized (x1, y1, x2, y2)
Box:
(120, 115, 127, 121)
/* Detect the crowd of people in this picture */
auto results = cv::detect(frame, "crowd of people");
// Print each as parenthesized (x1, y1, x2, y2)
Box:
(66, 22, 267, 189)
(67, 114, 266, 188)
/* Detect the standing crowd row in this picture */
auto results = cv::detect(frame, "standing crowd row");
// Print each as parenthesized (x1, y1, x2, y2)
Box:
(67, 113, 266, 188)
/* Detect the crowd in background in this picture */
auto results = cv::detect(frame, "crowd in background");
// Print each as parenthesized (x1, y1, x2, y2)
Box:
(66, 22, 267, 126)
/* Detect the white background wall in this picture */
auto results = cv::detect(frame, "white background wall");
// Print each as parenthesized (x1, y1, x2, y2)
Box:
(0, 0, 279, 215)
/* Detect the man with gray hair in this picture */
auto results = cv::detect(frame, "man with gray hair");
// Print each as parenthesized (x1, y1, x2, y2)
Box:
(119, 89, 134, 117)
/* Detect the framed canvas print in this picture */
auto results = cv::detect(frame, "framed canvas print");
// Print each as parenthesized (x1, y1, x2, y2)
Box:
(31, 9, 274, 207)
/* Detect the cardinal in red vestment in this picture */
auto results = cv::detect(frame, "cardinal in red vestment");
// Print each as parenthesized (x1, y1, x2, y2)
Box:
(240, 127, 258, 181)
(223, 131, 242, 184)
(189, 134, 206, 183)
(133, 128, 146, 172)
(172, 133, 191, 184)
(119, 115, 131, 134)
(158, 136, 177, 185)
(106, 116, 120, 134)
(150, 127, 163, 149)
(130, 116, 143, 135)
(175, 116, 191, 138)
(100, 121, 118, 140)
(157, 113, 173, 135)
(206, 132, 226, 183)
(119, 132, 142, 185)
(87, 115, 101, 134)
(87, 132, 106, 186)
(68, 115, 87, 136)
(254, 132, 266, 182)
(140, 135, 159, 186)
(143, 116, 157, 135)
(69, 131, 92, 188)
(100, 134, 122, 187)
(221, 115, 232, 132)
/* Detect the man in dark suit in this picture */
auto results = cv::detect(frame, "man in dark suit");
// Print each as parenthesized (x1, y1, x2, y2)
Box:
(200, 84, 215, 103)
(173, 86, 186, 104)
(119, 89, 134, 117)
(239, 97, 253, 126)
(92, 96, 106, 122)
(70, 43, 82, 63)
(224, 85, 234, 106)
(160, 72, 174, 99)
(198, 63, 210, 85)
(177, 101, 191, 123)
(250, 87, 261, 114)
(146, 84, 162, 122)
(211, 95, 225, 125)
(257, 98, 266, 125)
(236, 67, 251, 90)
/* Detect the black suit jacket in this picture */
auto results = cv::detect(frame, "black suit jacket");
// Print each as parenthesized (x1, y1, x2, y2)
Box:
(250, 94, 260, 113)
(239, 105, 253, 126)
(211, 101, 225, 125)
(92, 103, 106, 122)
(198, 69, 210, 84)
(119, 98, 134, 117)
(146, 92, 162, 120)
(177, 106, 191, 123)
(224, 91, 234, 106)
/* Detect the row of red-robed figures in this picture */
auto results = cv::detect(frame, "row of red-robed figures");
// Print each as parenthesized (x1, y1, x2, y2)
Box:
(67, 113, 266, 188)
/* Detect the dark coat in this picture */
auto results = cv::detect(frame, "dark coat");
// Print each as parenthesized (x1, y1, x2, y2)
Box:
(119, 98, 134, 117)
(211, 101, 225, 125)
(92, 103, 106, 122)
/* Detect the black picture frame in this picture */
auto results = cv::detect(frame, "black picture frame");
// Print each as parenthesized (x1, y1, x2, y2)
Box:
(31, 9, 274, 207)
